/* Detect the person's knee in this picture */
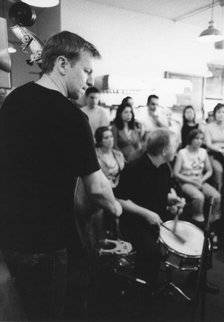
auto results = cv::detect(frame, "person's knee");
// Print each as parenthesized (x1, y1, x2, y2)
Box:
(194, 193, 205, 204)
(214, 191, 221, 203)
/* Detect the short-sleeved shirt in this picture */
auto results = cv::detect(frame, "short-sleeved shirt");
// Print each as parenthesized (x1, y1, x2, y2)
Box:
(81, 105, 110, 136)
(178, 147, 207, 180)
(204, 122, 224, 149)
(115, 152, 172, 221)
(0, 82, 100, 252)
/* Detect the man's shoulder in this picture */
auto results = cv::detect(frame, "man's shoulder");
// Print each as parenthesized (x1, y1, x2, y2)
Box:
(125, 153, 145, 171)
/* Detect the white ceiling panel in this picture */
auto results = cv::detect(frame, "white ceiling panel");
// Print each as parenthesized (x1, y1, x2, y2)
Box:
(86, 0, 224, 28)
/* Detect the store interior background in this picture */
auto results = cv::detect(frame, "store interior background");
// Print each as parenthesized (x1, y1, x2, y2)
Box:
(1, 0, 224, 121)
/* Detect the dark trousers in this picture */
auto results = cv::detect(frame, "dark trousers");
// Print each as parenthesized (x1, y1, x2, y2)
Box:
(3, 248, 68, 321)
(120, 215, 162, 287)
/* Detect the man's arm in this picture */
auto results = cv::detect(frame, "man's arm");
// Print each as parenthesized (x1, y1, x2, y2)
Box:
(118, 199, 162, 226)
(82, 169, 122, 217)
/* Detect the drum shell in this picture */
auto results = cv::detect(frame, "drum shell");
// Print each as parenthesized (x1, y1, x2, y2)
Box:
(159, 220, 205, 271)
(160, 241, 201, 271)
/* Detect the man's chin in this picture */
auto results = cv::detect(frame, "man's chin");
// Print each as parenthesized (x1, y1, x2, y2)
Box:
(69, 92, 81, 100)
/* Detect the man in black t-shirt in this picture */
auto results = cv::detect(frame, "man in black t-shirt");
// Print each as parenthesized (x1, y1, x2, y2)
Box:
(115, 129, 185, 286)
(0, 31, 122, 320)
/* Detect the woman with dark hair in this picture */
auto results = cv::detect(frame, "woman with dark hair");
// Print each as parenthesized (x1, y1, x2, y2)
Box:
(111, 102, 142, 162)
(173, 129, 221, 223)
(204, 103, 224, 192)
(121, 96, 134, 107)
(95, 126, 125, 188)
(181, 105, 199, 148)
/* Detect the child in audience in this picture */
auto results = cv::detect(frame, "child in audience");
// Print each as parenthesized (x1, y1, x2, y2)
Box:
(181, 105, 200, 148)
(173, 129, 221, 224)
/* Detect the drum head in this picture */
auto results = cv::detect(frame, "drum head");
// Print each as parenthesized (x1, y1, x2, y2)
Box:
(160, 220, 204, 258)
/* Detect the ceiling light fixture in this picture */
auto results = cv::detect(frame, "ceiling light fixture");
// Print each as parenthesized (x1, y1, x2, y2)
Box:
(215, 2, 224, 49)
(199, 0, 224, 43)
(21, 0, 59, 8)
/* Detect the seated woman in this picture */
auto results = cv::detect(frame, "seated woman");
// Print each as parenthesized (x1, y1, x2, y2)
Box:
(111, 102, 143, 162)
(94, 126, 125, 239)
(181, 105, 200, 148)
(204, 103, 224, 192)
(95, 126, 125, 189)
(173, 129, 221, 223)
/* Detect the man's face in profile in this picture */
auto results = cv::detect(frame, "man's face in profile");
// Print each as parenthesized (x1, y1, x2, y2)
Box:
(148, 97, 159, 113)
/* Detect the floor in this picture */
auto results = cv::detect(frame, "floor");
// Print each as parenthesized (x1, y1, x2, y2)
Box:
(65, 245, 224, 322)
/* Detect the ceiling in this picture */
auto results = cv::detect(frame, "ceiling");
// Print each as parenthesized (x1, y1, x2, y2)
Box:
(87, 0, 224, 29)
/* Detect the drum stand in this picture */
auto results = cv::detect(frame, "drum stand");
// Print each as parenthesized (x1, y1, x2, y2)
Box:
(152, 264, 192, 302)
(191, 198, 214, 322)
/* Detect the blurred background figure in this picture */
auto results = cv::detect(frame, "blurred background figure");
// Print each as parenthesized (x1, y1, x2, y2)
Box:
(174, 129, 221, 224)
(111, 102, 143, 162)
(206, 110, 214, 124)
(82, 86, 110, 136)
(95, 126, 125, 189)
(121, 96, 134, 108)
(204, 103, 224, 192)
(181, 105, 200, 148)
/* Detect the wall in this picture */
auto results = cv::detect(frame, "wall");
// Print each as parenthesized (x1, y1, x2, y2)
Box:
(60, 0, 217, 81)
(2, 2, 60, 89)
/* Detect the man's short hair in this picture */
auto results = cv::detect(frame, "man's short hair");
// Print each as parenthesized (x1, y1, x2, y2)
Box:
(147, 94, 159, 105)
(41, 31, 101, 74)
(85, 86, 100, 97)
(146, 128, 172, 156)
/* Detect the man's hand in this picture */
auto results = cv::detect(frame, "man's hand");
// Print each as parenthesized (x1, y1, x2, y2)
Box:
(144, 210, 162, 226)
(167, 188, 186, 216)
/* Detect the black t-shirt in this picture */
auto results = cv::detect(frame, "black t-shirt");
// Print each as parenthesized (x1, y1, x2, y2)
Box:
(0, 82, 99, 252)
(115, 152, 172, 221)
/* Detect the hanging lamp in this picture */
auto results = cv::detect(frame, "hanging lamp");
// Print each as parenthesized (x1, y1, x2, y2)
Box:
(21, 0, 59, 8)
(215, 3, 224, 49)
(199, 0, 224, 42)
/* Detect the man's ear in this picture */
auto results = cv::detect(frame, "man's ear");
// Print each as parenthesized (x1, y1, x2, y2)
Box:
(56, 56, 68, 75)
(162, 148, 167, 157)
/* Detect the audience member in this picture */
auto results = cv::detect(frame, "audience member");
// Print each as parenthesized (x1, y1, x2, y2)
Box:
(204, 103, 224, 192)
(95, 126, 125, 189)
(206, 110, 214, 124)
(121, 96, 134, 108)
(136, 95, 168, 136)
(111, 102, 143, 162)
(181, 105, 199, 148)
(82, 86, 110, 136)
(173, 129, 221, 224)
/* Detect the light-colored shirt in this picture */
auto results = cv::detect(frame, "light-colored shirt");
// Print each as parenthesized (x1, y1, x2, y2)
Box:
(204, 122, 224, 149)
(135, 106, 168, 133)
(82, 105, 110, 136)
(178, 147, 207, 179)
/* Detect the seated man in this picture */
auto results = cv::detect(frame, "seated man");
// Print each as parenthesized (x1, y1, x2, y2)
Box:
(115, 128, 185, 287)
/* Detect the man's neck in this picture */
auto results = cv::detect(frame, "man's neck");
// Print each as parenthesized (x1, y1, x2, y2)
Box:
(147, 153, 164, 168)
(36, 73, 67, 97)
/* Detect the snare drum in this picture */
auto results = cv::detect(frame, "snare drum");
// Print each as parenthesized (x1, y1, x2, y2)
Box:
(159, 220, 204, 271)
